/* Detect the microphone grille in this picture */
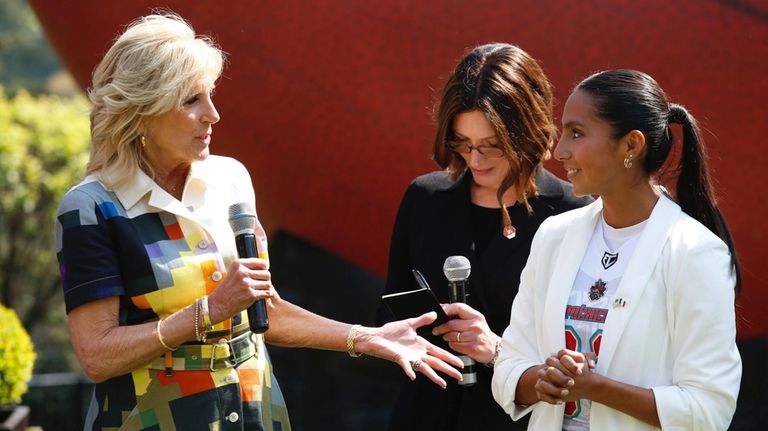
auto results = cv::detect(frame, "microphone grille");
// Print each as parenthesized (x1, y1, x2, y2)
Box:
(443, 255, 471, 281)
(228, 202, 256, 234)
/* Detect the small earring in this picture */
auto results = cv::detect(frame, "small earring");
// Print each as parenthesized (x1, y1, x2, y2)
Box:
(139, 135, 147, 147)
(623, 154, 633, 169)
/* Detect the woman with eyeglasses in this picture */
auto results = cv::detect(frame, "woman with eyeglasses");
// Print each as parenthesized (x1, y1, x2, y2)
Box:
(376, 43, 592, 431)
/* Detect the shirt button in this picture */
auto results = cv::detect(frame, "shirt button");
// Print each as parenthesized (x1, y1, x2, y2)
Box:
(211, 271, 223, 282)
(227, 412, 239, 422)
(224, 374, 236, 384)
(198, 239, 209, 249)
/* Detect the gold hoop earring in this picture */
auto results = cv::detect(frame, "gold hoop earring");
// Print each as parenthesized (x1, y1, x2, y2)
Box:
(140, 135, 147, 147)
(623, 154, 633, 169)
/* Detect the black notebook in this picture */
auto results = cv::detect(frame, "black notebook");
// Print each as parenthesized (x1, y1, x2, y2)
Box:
(382, 270, 449, 336)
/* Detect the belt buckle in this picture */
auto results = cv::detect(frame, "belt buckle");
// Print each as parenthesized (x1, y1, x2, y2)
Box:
(209, 338, 235, 371)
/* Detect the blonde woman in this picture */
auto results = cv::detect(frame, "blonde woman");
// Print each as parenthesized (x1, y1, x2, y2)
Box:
(56, 13, 462, 430)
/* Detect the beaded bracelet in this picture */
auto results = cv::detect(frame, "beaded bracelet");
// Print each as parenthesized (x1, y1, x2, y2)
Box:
(194, 298, 202, 342)
(346, 324, 362, 357)
(156, 319, 177, 351)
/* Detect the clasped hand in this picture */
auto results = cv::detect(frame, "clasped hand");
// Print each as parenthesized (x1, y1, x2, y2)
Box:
(535, 349, 598, 404)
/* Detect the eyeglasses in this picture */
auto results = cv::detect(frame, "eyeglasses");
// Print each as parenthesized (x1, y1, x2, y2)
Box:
(447, 141, 505, 158)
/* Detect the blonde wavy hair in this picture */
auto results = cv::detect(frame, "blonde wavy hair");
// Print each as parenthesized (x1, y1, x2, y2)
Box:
(86, 12, 225, 189)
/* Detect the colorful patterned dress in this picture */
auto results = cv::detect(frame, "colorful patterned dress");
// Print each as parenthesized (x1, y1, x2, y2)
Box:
(55, 155, 291, 430)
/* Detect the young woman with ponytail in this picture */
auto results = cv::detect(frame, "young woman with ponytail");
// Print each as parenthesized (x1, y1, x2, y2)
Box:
(491, 69, 741, 430)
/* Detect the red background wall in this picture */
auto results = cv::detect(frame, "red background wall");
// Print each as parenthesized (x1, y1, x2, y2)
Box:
(31, 0, 768, 338)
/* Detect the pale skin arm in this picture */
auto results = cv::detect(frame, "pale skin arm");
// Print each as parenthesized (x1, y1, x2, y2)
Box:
(266, 299, 464, 388)
(535, 349, 660, 427)
(68, 258, 276, 383)
(70, 256, 462, 387)
(432, 302, 500, 364)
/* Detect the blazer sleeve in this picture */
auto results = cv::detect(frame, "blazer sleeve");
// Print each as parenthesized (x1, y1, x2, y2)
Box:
(652, 237, 741, 429)
(491, 221, 548, 420)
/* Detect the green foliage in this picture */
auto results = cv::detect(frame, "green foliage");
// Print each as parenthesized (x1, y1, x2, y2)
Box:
(0, 303, 36, 405)
(0, 86, 90, 341)
(0, 0, 62, 95)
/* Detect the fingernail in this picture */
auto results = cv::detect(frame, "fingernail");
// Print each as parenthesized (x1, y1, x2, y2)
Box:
(556, 400, 563, 405)
(561, 389, 569, 397)
(567, 379, 574, 387)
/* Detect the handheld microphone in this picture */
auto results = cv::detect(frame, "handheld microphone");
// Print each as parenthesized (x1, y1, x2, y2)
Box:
(443, 255, 477, 386)
(228, 202, 269, 334)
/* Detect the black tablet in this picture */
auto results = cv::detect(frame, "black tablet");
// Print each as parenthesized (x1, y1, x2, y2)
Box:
(382, 270, 449, 335)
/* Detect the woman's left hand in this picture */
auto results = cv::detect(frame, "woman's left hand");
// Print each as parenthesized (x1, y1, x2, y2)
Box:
(356, 312, 464, 388)
(432, 302, 500, 364)
(536, 349, 598, 403)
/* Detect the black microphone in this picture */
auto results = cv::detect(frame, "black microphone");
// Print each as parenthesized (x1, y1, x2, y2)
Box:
(228, 202, 269, 334)
(443, 255, 477, 386)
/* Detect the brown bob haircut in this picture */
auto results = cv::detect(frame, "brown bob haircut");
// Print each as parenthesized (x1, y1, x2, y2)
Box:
(431, 43, 555, 224)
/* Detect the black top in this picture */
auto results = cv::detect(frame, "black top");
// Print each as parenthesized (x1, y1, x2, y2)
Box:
(377, 167, 593, 431)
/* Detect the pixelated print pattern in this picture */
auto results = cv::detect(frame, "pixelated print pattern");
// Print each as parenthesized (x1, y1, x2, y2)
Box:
(55, 178, 290, 430)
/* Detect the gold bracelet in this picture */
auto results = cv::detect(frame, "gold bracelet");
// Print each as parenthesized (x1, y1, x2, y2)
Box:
(346, 324, 362, 357)
(200, 295, 213, 343)
(156, 319, 177, 351)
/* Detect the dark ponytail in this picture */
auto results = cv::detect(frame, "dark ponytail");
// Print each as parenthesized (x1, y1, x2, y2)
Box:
(577, 70, 741, 291)
(668, 103, 741, 290)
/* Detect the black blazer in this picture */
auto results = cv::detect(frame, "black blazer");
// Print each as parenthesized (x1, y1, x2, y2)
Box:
(377, 167, 593, 431)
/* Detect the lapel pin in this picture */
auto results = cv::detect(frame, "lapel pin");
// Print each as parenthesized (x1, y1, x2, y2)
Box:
(613, 298, 627, 308)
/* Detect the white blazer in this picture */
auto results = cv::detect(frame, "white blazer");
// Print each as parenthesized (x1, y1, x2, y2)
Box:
(491, 195, 741, 430)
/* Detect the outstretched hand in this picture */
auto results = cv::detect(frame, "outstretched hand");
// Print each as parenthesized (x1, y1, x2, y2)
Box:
(359, 312, 464, 388)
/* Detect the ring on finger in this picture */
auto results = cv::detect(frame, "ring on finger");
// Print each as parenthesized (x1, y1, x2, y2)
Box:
(456, 332, 461, 343)
(410, 359, 423, 372)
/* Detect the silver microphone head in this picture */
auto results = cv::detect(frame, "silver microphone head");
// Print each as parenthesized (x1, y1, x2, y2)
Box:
(443, 255, 471, 281)
(228, 202, 256, 236)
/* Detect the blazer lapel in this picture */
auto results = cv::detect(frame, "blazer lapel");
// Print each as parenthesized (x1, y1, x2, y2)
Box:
(595, 195, 681, 373)
(541, 200, 603, 357)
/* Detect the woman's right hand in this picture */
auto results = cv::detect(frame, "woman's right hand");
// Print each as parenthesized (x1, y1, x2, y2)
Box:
(208, 258, 278, 324)
(433, 302, 500, 364)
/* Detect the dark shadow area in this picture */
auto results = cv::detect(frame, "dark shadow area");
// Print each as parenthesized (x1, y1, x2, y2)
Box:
(268, 230, 402, 431)
(22, 373, 91, 431)
(729, 337, 768, 430)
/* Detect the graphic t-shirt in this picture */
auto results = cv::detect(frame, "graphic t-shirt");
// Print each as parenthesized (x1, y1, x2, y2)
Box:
(562, 216, 646, 431)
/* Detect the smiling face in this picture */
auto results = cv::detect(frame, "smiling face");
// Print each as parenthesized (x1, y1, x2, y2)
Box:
(144, 78, 220, 173)
(555, 90, 629, 198)
(452, 110, 510, 191)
